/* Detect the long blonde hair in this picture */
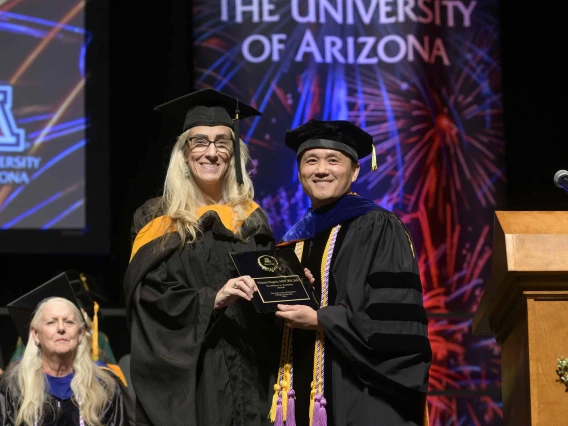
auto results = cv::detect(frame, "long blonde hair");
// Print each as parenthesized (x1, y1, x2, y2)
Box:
(4, 297, 116, 426)
(159, 128, 260, 245)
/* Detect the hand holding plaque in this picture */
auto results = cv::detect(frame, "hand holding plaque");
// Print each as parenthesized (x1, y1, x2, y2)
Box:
(230, 249, 319, 313)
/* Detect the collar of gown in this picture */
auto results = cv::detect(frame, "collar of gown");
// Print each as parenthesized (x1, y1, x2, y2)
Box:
(280, 193, 382, 243)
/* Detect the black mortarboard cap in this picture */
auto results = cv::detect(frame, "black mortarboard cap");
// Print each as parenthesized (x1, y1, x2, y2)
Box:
(285, 119, 377, 170)
(6, 272, 82, 343)
(154, 88, 262, 184)
(65, 270, 110, 319)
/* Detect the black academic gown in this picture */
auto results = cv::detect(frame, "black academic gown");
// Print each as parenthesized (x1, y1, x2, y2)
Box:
(288, 203, 431, 426)
(0, 372, 128, 426)
(124, 199, 278, 426)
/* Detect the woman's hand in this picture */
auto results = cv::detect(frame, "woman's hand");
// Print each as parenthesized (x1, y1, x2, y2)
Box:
(214, 276, 257, 310)
(304, 268, 315, 285)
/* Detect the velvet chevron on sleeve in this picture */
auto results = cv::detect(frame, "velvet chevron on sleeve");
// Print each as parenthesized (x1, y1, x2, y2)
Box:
(318, 211, 431, 396)
(288, 197, 431, 426)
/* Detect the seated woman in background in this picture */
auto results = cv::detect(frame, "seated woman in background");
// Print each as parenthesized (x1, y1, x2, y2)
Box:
(0, 275, 127, 426)
(7, 270, 126, 385)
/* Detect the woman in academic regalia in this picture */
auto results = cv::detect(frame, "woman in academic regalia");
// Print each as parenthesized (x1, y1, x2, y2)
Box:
(8, 271, 125, 380)
(124, 89, 279, 426)
(0, 275, 128, 426)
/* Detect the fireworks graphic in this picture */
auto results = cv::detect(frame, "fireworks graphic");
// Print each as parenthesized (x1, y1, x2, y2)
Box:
(194, 0, 505, 423)
(2, 0, 508, 422)
(349, 31, 505, 220)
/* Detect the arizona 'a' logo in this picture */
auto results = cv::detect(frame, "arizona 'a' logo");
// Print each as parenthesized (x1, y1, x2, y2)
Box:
(0, 85, 26, 153)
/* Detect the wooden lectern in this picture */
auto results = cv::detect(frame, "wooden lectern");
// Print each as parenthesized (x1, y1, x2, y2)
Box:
(473, 211, 568, 425)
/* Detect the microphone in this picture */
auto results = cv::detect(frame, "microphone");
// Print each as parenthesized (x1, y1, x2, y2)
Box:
(554, 170, 568, 193)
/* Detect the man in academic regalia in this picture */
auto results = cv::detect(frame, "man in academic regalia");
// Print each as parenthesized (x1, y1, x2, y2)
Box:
(270, 119, 431, 426)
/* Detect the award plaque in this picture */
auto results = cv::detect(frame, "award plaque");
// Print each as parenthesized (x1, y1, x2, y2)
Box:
(230, 248, 320, 313)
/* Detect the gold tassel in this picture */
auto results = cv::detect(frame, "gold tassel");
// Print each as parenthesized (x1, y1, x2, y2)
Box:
(310, 226, 339, 424)
(269, 383, 281, 422)
(281, 364, 291, 421)
(269, 327, 290, 421)
(268, 241, 305, 423)
(371, 144, 378, 171)
(309, 382, 316, 426)
(79, 272, 90, 291)
(423, 394, 430, 426)
(92, 301, 99, 361)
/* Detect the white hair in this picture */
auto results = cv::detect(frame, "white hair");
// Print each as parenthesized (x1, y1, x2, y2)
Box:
(3, 297, 116, 426)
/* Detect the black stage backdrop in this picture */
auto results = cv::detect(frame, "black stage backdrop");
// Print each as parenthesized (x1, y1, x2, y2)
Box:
(0, 2, 567, 423)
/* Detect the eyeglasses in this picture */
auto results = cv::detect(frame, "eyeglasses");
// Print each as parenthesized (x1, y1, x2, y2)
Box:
(186, 136, 233, 154)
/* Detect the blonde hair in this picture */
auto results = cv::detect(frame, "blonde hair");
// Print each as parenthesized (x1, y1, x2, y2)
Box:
(159, 128, 260, 245)
(4, 297, 116, 426)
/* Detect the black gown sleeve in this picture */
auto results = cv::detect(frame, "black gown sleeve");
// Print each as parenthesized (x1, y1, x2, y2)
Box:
(101, 374, 130, 426)
(317, 211, 431, 397)
(0, 386, 15, 426)
(99, 369, 134, 426)
(0, 373, 17, 426)
(128, 249, 218, 426)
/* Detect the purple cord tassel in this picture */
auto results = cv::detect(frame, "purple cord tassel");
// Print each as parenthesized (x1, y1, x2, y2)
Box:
(312, 394, 327, 426)
(286, 390, 296, 426)
(274, 397, 284, 426)
(318, 397, 327, 426)
(312, 394, 322, 426)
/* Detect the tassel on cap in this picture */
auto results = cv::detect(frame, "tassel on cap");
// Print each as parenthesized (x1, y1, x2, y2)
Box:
(423, 394, 430, 426)
(233, 99, 244, 185)
(152, 88, 261, 187)
(371, 144, 377, 171)
(92, 301, 99, 361)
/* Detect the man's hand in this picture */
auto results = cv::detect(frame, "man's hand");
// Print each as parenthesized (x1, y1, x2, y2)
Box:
(275, 304, 321, 330)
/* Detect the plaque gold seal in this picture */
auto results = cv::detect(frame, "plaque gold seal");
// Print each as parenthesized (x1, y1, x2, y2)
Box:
(258, 255, 279, 272)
